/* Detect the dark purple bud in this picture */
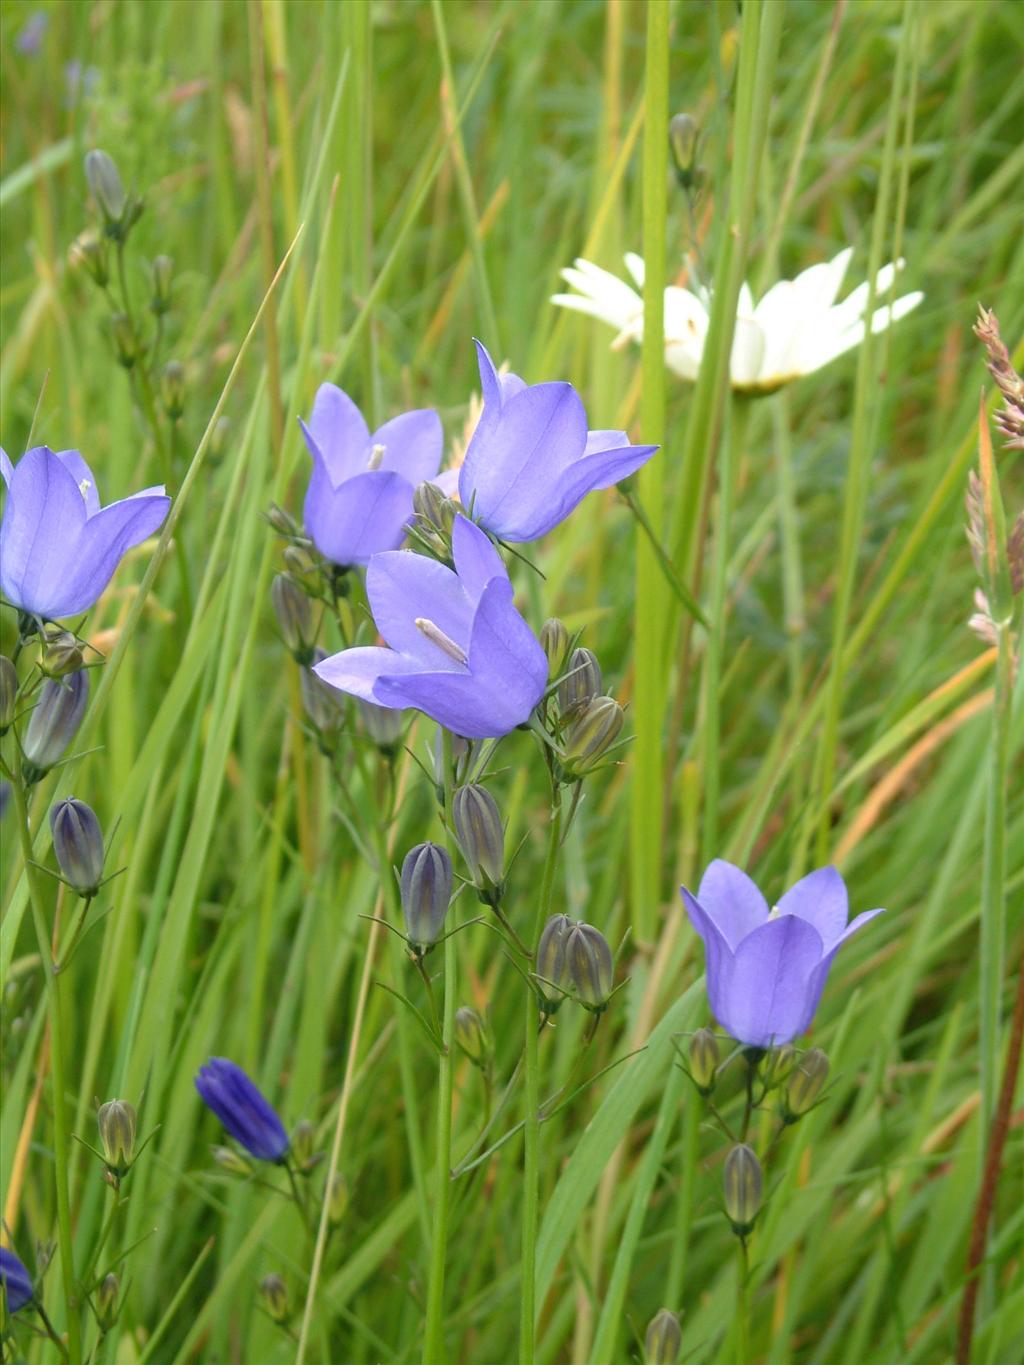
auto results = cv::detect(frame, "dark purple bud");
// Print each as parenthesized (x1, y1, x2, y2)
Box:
(454, 1006, 489, 1065)
(38, 627, 84, 678)
(400, 842, 452, 950)
(259, 1273, 289, 1323)
(50, 797, 105, 896)
(558, 647, 602, 715)
(22, 669, 89, 782)
(645, 1307, 682, 1364)
(160, 360, 186, 420)
(452, 784, 504, 894)
(566, 922, 614, 1010)
(85, 149, 126, 226)
(357, 698, 404, 751)
(0, 656, 16, 734)
(0, 1246, 34, 1315)
(539, 618, 571, 678)
(272, 573, 315, 664)
(783, 1048, 829, 1121)
(195, 1058, 290, 1163)
(535, 913, 573, 1011)
(151, 255, 174, 314)
(97, 1099, 137, 1173)
(723, 1143, 762, 1236)
(562, 696, 624, 778)
(688, 1028, 719, 1095)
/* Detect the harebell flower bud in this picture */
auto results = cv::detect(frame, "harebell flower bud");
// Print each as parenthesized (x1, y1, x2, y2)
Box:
(566, 922, 614, 1010)
(688, 1027, 720, 1095)
(452, 783, 505, 899)
(536, 913, 573, 1011)
(195, 1058, 289, 1163)
(50, 797, 105, 896)
(783, 1048, 830, 1121)
(97, 1099, 137, 1175)
(259, 1273, 289, 1323)
(22, 669, 89, 783)
(723, 1143, 762, 1238)
(400, 842, 452, 952)
(645, 1307, 683, 1364)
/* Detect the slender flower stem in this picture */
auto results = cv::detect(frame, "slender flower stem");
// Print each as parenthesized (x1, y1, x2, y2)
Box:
(422, 729, 458, 1365)
(736, 1238, 750, 1364)
(36, 1300, 71, 1362)
(7, 770, 83, 1365)
(519, 785, 563, 1365)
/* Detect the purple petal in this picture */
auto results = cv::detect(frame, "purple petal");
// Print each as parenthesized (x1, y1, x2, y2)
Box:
(365, 549, 472, 666)
(802, 908, 885, 1029)
(719, 914, 826, 1047)
(314, 645, 423, 702)
(50, 489, 170, 618)
(695, 859, 769, 951)
(450, 514, 507, 602)
(376, 667, 528, 739)
(304, 468, 415, 567)
(0, 447, 88, 616)
(681, 886, 738, 1027)
(55, 449, 101, 515)
(527, 439, 656, 541)
(776, 866, 849, 949)
(0, 448, 13, 486)
(466, 577, 548, 715)
(305, 384, 370, 484)
(371, 409, 443, 486)
(433, 467, 460, 498)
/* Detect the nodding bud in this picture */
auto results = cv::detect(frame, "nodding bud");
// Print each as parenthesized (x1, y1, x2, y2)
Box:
(290, 1119, 316, 1171)
(452, 784, 504, 896)
(282, 543, 320, 595)
(271, 573, 315, 664)
(688, 1028, 720, 1095)
(22, 669, 89, 783)
(762, 1043, 798, 1090)
(400, 842, 452, 951)
(85, 149, 127, 227)
(566, 922, 614, 1010)
(50, 797, 105, 896)
(356, 698, 403, 751)
(723, 1143, 762, 1237)
(160, 360, 186, 420)
(558, 647, 602, 715)
(109, 312, 137, 368)
(783, 1048, 829, 1121)
(413, 482, 457, 538)
(562, 696, 624, 778)
(266, 503, 301, 539)
(38, 627, 84, 678)
(539, 618, 571, 677)
(70, 228, 109, 286)
(454, 1006, 489, 1065)
(536, 913, 573, 1010)
(259, 1273, 289, 1324)
(669, 112, 699, 188)
(1, 656, 17, 734)
(645, 1308, 683, 1364)
(300, 650, 346, 750)
(97, 1099, 137, 1174)
(212, 1145, 254, 1176)
(328, 1172, 349, 1223)
(97, 1272, 120, 1327)
(151, 254, 174, 313)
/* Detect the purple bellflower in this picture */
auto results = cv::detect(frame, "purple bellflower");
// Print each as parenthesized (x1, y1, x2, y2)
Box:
(195, 1057, 289, 1163)
(0, 1246, 34, 1315)
(299, 384, 443, 567)
(314, 515, 547, 739)
(681, 860, 883, 1048)
(458, 341, 658, 542)
(0, 447, 169, 623)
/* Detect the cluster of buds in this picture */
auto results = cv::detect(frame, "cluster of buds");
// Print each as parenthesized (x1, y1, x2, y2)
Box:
(540, 622, 626, 783)
(535, 913, 616, 1015)
(409, 481, 459, 562)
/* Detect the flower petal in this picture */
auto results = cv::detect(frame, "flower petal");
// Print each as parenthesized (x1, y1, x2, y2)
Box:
(466, 577, 548, 717)
(371, 409, 443, 486)
(720, 914, 826, 1047)
(681, 886, 738, 1029)
(0, 447, 88, 617)
(802, 908, 885, 1030)
(528, 440, 657, 541)
(775, 866, 849, 949)
(304, 468, 416, 567)
(314, 645, 423, 702)
(55, 449, 101, 515)
(376, 667, 527, 739)
(306, 383, 370, 484)
(695, 859, 769, 950)
(365, 548, 473, 666)
(730, 317, 767, 387)
(50, 489, 170, 618)
(450, 514, 507, 602)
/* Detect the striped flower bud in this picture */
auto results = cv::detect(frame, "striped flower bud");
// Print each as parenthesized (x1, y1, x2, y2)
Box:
(762, 1043, 798, 1091)
(259, 1273, 289, 1323)
(400, 842, 452, 951)
(160, 360, 186, 420)
(539, 618, 571, 678)
(562, 696, 624, 778)
(669, 111, 699, 189)
(212, 1145, 254, 1177)
(50, 797, 105, 896)
(272, 573, 315, 664)
(723, 1143, 762, 1237)
(783, 1048, 829, 1122)
(97, 1099, 137, 1175)
(357, 698, 404, 751)
(452, 784, 504, 897)
(328, 1172, 349, 1223)
(0, 656, 16, 735)
(109, 312, 137, 368)
(38, 627, 84, 678)
(557, 647, 602, 715)
(645, 1307, 682, 1364)
(454, 1006, 489, 1066)
(290, 1119, 316, 1171)
(535, 913, 572, 1011)
(413, 481, 457, 539)
(22, 669, 89, 783)
(566, 922, 614, 1010)
(85, 149, 127, 227)
(69, 228, 109, 286)
(151, 254, 174, 314)
(97, 1272, 120, 1327)
(688, 1028, 719, 1095)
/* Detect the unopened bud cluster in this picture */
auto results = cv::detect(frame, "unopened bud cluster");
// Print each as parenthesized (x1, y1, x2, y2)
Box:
(542, 628, 626, 781)
(536, 914, 614, 1013)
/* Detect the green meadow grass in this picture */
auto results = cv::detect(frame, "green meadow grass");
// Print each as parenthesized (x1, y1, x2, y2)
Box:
(1, 1, 1022, 1362)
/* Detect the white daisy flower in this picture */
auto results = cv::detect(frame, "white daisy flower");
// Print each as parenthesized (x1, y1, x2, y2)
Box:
(552, 248, 923, 395)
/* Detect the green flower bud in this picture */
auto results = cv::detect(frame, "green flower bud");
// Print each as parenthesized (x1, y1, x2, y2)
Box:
(566, 922, 614, 1010)
(0, 656, 17, 734)
(97, 1099, 137, 1174)
(291, 1119, 316, 1171)
(356, 698, 403, 751)
(97, 1273, 119, 1327)
(22, 670, 89, 783)
(283, 543, 321, 595)
(723, 1143, 762, 1237)
(669, 112, 699, 188)
(454, 1006, 489, 1065)
(539, 618, 571, 678)
(212, 1145, 254, 1177)
(210, 415, 231, 459)
(413, 481, 457, 539)
(452, 783, 505, 897)
(558, 647, 602, 715)
(783, 1049, 829, 1122)
(535, 913, 572, 1011)
(50, 797, 105, 896)
(266, 502, 301, 538)
(109, 312, 137, 368)
(327, 1172, 349, 1223)
(85, 150, 126, 228)
(762, 1043, 798, 1090)
(38, 627, 85, 678)
(160, 360, 186, 420)
(151, 254, 174, 314)
(562, 696, 624, 778)
(259, 1273, 289, 1323)
(69, 228, 109, 287)
(645, 1307, 682, 1364)
(271, 573, 315, 664)
(688, 1028, 719, 1095)
(400, 842, 453, 951)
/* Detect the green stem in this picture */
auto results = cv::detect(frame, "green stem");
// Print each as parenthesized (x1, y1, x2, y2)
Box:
(9, 772, 83, 1364)
(736, 1238, 750, 1364)
(519, 786, 563, 1364)
(422, 729, 458, 1365)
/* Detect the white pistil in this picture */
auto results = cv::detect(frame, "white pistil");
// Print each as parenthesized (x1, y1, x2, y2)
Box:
(367, 443, 386, 470)
(415, 617, 467, 665)
(768, 904, 780, 920)
(79, 478, 93, 498)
